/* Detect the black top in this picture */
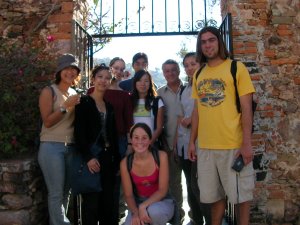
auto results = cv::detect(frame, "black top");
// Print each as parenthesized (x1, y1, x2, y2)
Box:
(74, 95, 119, 165)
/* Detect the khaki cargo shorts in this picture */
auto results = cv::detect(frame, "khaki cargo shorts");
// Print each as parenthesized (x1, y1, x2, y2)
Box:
(197, 148, 255, 204)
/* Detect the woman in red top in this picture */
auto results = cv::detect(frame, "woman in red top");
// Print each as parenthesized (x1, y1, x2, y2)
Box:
(120, 123, 174, 225)
(104, 57, 133, 222)
(104, 57, 133, 157)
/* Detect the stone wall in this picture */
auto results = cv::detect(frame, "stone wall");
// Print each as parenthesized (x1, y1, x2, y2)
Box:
(46, 0, 89, 54)
(221, 0, 300, 224)
(0, 0, 89, 224)
(0, 0, 89, 53)
(0, 158, 47, 225)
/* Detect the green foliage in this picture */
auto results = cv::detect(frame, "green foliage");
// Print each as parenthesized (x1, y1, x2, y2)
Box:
(87, 3, 113, 53)
(177, 43, 189, 61)
(0, 37, 55, 158)
(87, 1, 124, 54)
(93, 0, 99, 6)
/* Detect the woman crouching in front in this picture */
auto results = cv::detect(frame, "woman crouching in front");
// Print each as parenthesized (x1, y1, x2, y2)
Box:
(120, 123, 174, 225)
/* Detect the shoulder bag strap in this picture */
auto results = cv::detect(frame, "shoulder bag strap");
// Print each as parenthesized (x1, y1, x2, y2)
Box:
(230, 60, 241, 113)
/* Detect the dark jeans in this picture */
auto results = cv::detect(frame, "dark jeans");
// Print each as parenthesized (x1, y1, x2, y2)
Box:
(112, 135, 128, 222)
(113, 174, 121, 221)
(118, 135, 128, 159)
(81, 151, 118, 225)
(179, 153, 211, 225)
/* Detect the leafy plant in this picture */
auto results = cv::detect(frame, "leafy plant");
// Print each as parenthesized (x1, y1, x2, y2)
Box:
(85, 0, 129, 54)
(0, 37, 56, 157)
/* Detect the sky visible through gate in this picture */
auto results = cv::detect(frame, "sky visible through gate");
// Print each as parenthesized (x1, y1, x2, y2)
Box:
(94, 0, 221, 84)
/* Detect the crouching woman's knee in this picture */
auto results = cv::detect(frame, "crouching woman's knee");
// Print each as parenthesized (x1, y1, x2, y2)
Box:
(147, 199, 174, 225)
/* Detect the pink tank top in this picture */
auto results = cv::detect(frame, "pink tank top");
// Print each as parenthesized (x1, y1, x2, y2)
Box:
(130, 166, 159, 198)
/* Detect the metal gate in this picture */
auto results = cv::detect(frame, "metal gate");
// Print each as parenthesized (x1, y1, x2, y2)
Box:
(73, 14, 233, 89)
(93, 0, 219, 38)
(220, 13, 234, 59)
(72, 21, 94, 91)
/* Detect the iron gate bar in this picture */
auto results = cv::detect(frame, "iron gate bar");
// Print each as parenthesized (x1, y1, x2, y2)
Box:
(113, 0, 115, 33)
(126, 0, 128, 32)
(92, 31, 198, 38)
(100, 0, 103, 33)
(191, 0, 194, 31)
(204, 0, 207, 25)
(89, 35, 93, 71)
(92, 13, 233, 54)
(151, 0, 154, 32)
(98, 0, 214, 36)
(138, 0, 141, 33)
(219, 13, 233, 58)
(73, 21, 93, 89)
(178, 0, 181, 31)
(165, 0, 167, 32)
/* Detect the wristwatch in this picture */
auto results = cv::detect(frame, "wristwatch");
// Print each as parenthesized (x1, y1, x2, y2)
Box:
(59, 106, 67, 114)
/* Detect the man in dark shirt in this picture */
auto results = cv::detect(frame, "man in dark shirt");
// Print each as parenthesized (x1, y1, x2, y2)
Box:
(119, 52, 149, 92)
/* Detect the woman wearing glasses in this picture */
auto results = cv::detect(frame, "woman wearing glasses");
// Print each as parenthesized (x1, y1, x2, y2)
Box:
(106, 57, 134, 222)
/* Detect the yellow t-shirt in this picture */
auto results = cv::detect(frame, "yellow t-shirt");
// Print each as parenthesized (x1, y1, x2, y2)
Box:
(191, 59, 255, 149)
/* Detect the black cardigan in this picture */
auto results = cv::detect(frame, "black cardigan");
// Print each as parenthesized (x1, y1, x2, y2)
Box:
(74, 95, 119, 165)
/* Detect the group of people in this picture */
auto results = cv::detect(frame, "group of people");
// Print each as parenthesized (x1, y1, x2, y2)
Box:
(38, 26, 255, 225)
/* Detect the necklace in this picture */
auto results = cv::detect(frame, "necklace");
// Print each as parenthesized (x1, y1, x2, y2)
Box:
(96, 101, 106, 112)
(56, 85, 69, 97)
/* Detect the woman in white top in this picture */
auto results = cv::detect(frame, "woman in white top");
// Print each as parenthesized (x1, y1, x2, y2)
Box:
(131, 69, 164, 148)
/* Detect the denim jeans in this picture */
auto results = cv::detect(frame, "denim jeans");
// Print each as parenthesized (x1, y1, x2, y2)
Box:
(112, 135, 128, 223)
(168, 152, 185, 222)
(118, 135, 128, 159)
(38, 142, 74, 225)
(124, 198, 174, 225)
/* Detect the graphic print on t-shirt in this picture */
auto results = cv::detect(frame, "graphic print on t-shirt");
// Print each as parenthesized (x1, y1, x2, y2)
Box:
(134, 104, 151, 117)
(197, 78, 226, 107)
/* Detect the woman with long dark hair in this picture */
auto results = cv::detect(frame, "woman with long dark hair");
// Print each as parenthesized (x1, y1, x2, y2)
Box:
(74, 64, 119, 225)
(131, 70, 164, 147)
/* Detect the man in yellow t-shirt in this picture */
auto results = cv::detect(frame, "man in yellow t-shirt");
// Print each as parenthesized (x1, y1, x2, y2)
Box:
(188, 26, 255, 225)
